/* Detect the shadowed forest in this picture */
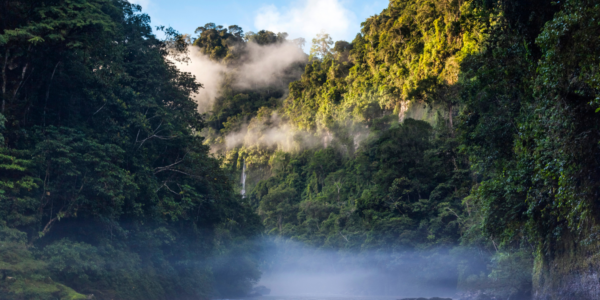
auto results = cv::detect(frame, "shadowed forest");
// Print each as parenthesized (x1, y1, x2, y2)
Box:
(0, 0, 599, 299)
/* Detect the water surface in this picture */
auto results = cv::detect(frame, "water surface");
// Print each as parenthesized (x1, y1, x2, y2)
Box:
(254, 296, 401, 300)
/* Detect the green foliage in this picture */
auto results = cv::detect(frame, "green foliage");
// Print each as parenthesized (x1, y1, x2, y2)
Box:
(454, 0, 599, 296)
(309, 32, 333, 60)
(0, 1, 261, 299)
(251, 118, 467, 251)
(458, 0, 600, 254)
(193, 23, 245, 63)
(284, 0, 489, 133)
(527, 0, 600, 236)
(190, 23, 306, 138)
(245, 30, 288, 45)
(211, 0, 599, 297)
(0, 227, 88, 300)
(199, 0, 559, 297)
(0, 0, 595, 297)
(458, 250, 533, 300)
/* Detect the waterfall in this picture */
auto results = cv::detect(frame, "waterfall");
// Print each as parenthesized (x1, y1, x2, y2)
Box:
(353, 133, 361, 151)
(241, 160, 247, 198)
(398, 101, 408, 122)
(323, 130, 332, 148)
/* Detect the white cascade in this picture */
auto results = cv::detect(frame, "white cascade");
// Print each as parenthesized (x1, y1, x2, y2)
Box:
(241, 161, 247, 198)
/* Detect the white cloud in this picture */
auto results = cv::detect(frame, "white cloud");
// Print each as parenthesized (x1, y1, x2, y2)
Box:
(254, 0, 357, 45)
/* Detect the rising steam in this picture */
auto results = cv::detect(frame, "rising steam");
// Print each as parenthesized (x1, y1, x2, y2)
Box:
(224, 112, 323, 152)
(172, 39, 330, 153)
(257, 238, 461, 298)
(174, 50, 227, 113)
(235, 42, 307, 89)
(173, 41, 306, 113)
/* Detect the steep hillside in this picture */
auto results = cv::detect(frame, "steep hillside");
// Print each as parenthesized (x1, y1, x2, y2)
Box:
(197, 0, 600, 299)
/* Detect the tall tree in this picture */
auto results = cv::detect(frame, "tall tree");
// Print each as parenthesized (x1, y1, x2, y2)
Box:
(310, 32, 333, 59)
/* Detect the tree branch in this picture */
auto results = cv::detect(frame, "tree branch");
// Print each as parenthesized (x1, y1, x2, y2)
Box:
(12, 63, 31, 99)
(93, 101, 107, 115)
(136, 121, 178, 149)
(155, 181, 180, 196)
(154, 153, 188, 174)
(339, 231, 349, 242)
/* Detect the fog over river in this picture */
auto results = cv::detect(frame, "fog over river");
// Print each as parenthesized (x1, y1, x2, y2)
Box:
(251, 239, 459, 299)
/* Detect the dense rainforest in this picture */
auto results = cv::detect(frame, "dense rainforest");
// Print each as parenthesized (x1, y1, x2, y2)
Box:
(1, 0, 599, 299)
(198, 0, 600, 299)
(0, 1, 261, 299)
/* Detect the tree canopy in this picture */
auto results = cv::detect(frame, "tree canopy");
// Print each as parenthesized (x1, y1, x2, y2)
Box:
(0, 1, 260, 299)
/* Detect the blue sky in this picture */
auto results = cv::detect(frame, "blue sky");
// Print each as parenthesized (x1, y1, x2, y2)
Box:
(131, 0, 389, 48)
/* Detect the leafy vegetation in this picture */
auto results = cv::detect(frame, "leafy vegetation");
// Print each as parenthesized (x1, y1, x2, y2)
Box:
(198, 0, 600, 299)
(1, 0, 599, 298)
(0, 1, 260, 299)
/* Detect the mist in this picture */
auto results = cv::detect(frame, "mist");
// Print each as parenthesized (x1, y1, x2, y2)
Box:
(175, 30, 463, 300)
(235, 42, 307, 90)
(173, 41, 306, 113)
(174, 49, 227, 112)
(223, 112, 323, 152)
(255, 238, 465, 298)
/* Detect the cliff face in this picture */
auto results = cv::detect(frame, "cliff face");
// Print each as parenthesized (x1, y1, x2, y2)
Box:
(533, 233, 600, 300)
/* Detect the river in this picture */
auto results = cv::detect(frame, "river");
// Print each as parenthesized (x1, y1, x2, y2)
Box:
(253, 296, 401, 300)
